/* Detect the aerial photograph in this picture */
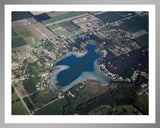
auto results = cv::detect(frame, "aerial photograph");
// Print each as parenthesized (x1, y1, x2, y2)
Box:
(11, 11, 149, 115)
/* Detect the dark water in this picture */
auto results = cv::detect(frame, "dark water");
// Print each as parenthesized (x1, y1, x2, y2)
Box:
(55, 44, 100, 87)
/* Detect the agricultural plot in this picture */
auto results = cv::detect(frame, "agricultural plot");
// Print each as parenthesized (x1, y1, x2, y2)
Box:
(12, 88, 28, 115)
(13, 25, 41, 47)
(27, 22, 54, 40)
(47, 11, 71, 17)
(33, 13, 51, 22)
(12, 11, 33, 21)
(48, 24, 61, 30)
(54, 29, 71, 37)
(34, 98, 68, 115)
(116, 11, 136, 17)
(42, 12, 87, 25)
(135, 34, 148, 49)
(95, 12, 123, 23)
(123, 15, 148, 33)
(59, 21, 80, 33)
(12, 36, 28, 49)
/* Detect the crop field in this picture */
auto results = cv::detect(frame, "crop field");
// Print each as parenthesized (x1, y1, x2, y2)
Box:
(12, 36, 28, 49)
(13, 25, 41, 47)
(116, 11, 136, 17)
(12, 89, 28, 115)
(12, 11, 32, 21)
(59, 21, 81, 33)
(34, 98, 68, 115)
(54, 29, 72, 37)
(27, 22, 54, 40)
(95, 12, 123, 23)
(47, 11, 71, 17)
(48, 24, 61, 30)
(135, 34, 148, 49)
(42, 12, 87, 25)
(123, 15, 148, 33)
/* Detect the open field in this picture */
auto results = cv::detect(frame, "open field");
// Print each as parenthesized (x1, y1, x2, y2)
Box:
(47, 11, 71, 17)
(27, 22, 54, 40)
(12, 11, 32, 21)
(13, 25, 41, 47)
(34, 98, 68, 115)
(133, 30, 148, 38)
(59, 21, 80, 33)
(12, 36, 28, 49)
(134, 33, 148, 48)
(42, 12, 87, 25)
(95, 12, 123, 23)
(123, 15, 148, 33)
(12, 89, 29, 115)
(54, 29, 72, 37)
(48, 24, 61, 30)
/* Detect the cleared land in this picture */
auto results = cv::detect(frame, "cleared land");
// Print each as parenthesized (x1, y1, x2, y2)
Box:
(27, 22, 54, 40)
(42, 12, 87, 25)
(12, 35, 28, 49)
(95, 12, 123, 23)
(13, 25, 41, 47)
(59, 21, 80, 33)
(135, 34, 148, 48)
(47, 11, 71, 17)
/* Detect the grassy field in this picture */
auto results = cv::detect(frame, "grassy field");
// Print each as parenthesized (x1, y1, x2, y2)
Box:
(59, 21, 80, 33)
(34, 98, 68, 115)
(48, 24, 61, 30)
(135, 33, 148, 48)
(123, 15, 148, 33)
(47, 11, 71, 17)
(42, 12, 86, 25)
(12, 90, 28, 115)
(27, 22, 54, 40)
(54, 29, 71, 37)
(12, 11, 32, 21)
(95, 12, 123, 23)
(12, 36, 27, 48)
(13, 25, 42, 47)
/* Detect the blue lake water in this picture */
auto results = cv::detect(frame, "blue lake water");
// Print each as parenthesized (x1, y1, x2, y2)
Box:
(50, 44, 110, 91)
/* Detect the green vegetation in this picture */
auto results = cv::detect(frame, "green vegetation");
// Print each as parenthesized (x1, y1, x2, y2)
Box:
(12, 11, 32, 21)
(13, 25, 41, 47)
(23, 97, 35, 110)
(12, 87, 28, 115)
(135, 34, 148, 48)
(30, 88, 58, 108)
(48, 24, 61, 30)
(34, 98, 68, 115)
(54, 30, 71, 37)
(95, 12, 123, 23)
(23, 76, 39, 93)
(42, 12, 86, 25)
(12, 36, 27, 48)
(104, 49, 148, 78)
(59, 21, 81, 33)
(123, 15, 148, 33)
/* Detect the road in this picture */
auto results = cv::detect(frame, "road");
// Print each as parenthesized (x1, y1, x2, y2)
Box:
(12, 85, 32, 115)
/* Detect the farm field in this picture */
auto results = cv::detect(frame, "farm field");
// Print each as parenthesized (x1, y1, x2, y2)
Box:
(42, 12, 87, 25)
(95, 12, 123, 23)
(13, 25, 41, 47)
(59, 21, 81, 33)
(27, 22, 54, 40)
(54, 29, 72, 37)
(48, 24, 61, 30)
(123, 15, 148, 33)
(47, 11, 71, 17)
(12, 89, 29, 115)
(12, 35, 28, 49)
(34, 98, 68, 115)
(135, 34, 148, 49)
(12, 11, 33, 21)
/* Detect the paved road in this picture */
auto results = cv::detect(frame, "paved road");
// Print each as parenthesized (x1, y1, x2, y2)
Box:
(12, 85, 32, 115)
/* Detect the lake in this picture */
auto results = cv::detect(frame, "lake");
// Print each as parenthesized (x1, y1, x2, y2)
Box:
(50, 44, 110, 91)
